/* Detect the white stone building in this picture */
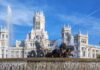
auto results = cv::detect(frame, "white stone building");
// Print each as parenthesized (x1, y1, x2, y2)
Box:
(0, 27, 25, 58)
(0, 11, 55, 58)
(0, 27, 9, 58)
(0, 11, 100, 58)
(62, 25, 100, 58)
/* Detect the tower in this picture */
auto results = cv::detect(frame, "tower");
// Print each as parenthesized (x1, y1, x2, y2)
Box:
(0, 27, 9, 58)
(0, 27, 9, 47)
(24, 11, 49, 50)
(74, 31, 89, 58)
(62, 25, 72, 45)
(77, 31, 88, 45)
(33, 11, 45, 31)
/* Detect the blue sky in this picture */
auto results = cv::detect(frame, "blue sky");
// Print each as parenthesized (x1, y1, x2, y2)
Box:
(0, 0, 100, 45)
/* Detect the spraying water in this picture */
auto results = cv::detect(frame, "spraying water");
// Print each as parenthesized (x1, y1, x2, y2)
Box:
(6, 5, 12, 47)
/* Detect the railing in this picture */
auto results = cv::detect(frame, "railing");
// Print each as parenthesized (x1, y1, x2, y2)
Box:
(0, 58, 100, 62)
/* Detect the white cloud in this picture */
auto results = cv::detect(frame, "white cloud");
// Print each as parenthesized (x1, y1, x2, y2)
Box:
(0, 7, 33, 26)
(12, 8, 34, 26)
(58, 13, 100, 36)
(0, 0, 49, 26)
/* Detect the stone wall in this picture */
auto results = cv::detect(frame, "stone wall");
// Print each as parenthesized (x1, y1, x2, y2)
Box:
(0, 58, 100, 70)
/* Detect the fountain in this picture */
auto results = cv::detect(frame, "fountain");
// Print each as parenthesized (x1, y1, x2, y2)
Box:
(0, 5, 99, 70)
(6, 5, 12, 47)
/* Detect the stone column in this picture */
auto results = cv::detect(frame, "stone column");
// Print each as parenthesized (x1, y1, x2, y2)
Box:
(90, 49, 92, 58)
(86, 48, 88, 58)
(80, 47, 82, 58)
(95, 50, 96, 58)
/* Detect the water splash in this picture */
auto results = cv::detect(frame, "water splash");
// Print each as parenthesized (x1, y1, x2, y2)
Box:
(6, 5, 12, 47)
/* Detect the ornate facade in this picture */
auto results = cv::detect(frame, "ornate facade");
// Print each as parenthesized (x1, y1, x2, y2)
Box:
(0, 27, 8, 58)
(0, 11, 100, 58)
(0, 11, 54, 58)
(62, 25, 100, 58)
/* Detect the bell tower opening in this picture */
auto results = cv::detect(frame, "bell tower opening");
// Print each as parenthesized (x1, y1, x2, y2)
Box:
(33, 11, 45, 31)
(62, 25, 72, 45)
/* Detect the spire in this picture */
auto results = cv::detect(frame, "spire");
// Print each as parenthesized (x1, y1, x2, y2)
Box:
(33, 11, 45, 30)
(66, 24, 71, 29)
(86, 31, 88, 37)
(78, 29, 81, 35)
(63, 24, 71, 29)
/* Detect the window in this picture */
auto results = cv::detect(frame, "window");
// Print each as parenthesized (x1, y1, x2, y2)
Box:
(81, 47, 86, 57)
(6, 54, 7, 58)
(74, 39, 77, 43)
(36, 22, 40, 29)
(92, 50, 95, 58)
(83, 51, 85, 57)
(2, 34, 4, 39)
(96, 50, 99, 53)
(16, 51, 19, 54)
(11, 51, 14, 54)
(82, 47, 85, 50)
(93, 54, 95, 58)
(88, 53, 90, 57)
(81, 39, 86, 44)
(65, 33, 68, 36)
(88, 49, 90, 57)
(30, 43, 33, 46)
(36, 35, 40, 39)
(6, 35, 8, 38)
